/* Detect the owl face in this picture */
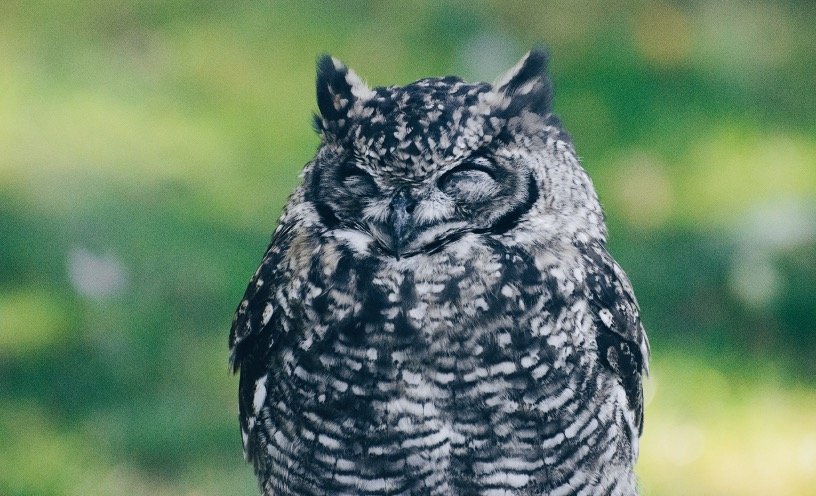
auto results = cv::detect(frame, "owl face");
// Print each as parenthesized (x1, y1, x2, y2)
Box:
(307, 51, 585, 258)
(310, 141, 539, 259)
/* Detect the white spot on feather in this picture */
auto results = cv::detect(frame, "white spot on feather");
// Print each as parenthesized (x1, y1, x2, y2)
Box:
(333, 228, 372, 254)
(408, 302, 427, 321)
(598, 308, 614, 328)
(253, 374, 268, 413)
(261, 303, 273, 326)
(318, 433, 341, 450)
(402, 370, 422, 385)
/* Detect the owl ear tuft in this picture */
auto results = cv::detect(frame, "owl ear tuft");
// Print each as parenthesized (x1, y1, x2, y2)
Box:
(491, 48, 553, 117)
(315, 55, 372, 132)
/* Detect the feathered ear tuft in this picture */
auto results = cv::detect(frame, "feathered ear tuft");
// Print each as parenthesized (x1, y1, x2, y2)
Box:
(315, 55, 372, 135)
(491, 48, 553, 117)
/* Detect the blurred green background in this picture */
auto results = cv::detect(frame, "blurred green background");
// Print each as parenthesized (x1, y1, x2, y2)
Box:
(1, 1, 815, 494)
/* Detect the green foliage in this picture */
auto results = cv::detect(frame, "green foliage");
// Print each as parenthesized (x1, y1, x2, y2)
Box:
(1, 1, 814, 494)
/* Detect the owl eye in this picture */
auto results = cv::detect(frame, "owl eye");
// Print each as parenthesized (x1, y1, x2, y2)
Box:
(338, 163, 377, 195)
(338, 162, 367, 180)
(438, 162, 497, 198)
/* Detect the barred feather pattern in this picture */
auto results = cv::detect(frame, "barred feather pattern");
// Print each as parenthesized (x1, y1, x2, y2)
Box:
(230, 49, 649, 495)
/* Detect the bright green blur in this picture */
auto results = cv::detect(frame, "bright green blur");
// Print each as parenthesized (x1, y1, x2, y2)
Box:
(1, 1, 814, 495)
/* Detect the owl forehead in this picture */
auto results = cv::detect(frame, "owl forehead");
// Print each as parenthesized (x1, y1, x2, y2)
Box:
(343, 78, 498, 178)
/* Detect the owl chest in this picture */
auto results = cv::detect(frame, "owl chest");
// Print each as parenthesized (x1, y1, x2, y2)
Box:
(300, 248, 532, 354)
(281, 246, 595, 419)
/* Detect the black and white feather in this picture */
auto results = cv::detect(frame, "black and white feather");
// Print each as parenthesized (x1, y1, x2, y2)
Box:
(229, 49, 650, 495)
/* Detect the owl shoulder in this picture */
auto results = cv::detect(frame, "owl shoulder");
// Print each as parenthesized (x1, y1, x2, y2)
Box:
(579, 242, 650, 433)
(228, 218, 308, 372)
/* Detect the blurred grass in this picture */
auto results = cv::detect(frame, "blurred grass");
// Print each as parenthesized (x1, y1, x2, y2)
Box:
(640, 357, 816, 495)
(1, 1, 815, 495)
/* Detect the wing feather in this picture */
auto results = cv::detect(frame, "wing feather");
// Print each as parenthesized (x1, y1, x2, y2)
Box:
(581, 243, 650, 434)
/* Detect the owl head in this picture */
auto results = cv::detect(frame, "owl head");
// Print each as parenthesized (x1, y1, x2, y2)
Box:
(306, 49, 606, 258)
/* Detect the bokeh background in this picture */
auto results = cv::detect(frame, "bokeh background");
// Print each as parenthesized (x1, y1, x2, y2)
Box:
(1, 1, 815, 494)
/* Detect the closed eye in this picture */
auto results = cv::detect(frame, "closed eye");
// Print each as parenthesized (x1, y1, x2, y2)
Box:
(437, 161, 498, 196)
(338, 163, 378, 195)
(438, 162, 496, 186)
(338, 163, 369, 181)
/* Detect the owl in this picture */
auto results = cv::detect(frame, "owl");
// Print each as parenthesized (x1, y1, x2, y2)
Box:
(229, 49, 649, 495)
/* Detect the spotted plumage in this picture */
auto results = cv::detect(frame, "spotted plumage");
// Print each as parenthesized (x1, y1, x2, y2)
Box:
(229, 49, 649, 495)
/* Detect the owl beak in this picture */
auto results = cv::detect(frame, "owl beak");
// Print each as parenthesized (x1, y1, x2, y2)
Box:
(389, 190, 416, 259)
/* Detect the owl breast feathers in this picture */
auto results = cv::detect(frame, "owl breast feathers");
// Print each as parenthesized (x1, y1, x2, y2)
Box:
(229, 49, 649, 495)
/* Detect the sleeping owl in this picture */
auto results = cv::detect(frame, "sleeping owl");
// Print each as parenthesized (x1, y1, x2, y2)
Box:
(229, 49, 649, 495)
